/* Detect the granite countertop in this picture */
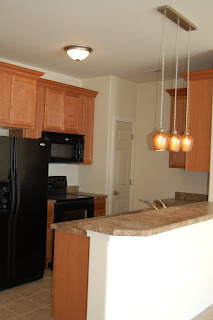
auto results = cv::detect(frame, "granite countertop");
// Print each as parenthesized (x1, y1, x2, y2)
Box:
(51, 201, 213, 237)
(66, 186, 107, 199)
(154, 192, 208, 208)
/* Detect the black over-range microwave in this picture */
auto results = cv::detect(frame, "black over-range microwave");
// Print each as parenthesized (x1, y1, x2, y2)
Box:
(42, 131, 84, 163)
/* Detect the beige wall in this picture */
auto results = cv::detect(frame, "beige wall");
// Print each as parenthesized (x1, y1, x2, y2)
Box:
(79, 76, 137, 214)
(79, 76, 111, 194)
(133, 80, 209, 210)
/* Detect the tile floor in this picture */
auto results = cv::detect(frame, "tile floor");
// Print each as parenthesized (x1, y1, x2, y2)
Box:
(192, 304, 213, 320)
(0, 269, 212, 320)
(0, 269, 55, 320)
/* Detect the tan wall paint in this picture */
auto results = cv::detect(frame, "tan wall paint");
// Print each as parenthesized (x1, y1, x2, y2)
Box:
(79, 77, 111, 195)
(133, 80, 209, 210)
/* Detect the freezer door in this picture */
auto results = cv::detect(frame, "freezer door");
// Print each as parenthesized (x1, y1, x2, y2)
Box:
(0, 136, 13, 288)
(11, 138, 49, 282)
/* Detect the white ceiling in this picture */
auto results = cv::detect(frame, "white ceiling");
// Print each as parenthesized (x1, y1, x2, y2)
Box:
(1, 0, 213, 83)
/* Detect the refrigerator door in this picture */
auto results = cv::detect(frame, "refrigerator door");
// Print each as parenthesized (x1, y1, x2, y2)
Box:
(11, 137, 49, 282)
(0, 136, 14, 288)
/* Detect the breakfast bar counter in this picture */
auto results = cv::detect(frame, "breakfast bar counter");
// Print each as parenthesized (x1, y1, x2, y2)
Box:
(51, 202, 213, 320)
(51, 201, 213, 236)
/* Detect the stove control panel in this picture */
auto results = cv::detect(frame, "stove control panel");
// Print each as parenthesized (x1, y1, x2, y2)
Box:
(48, 176, 67, 189)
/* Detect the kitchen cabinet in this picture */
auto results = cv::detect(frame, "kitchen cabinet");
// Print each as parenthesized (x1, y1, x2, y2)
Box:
(0, 62, 44, 129)
(81, 96, 95, 164)
(94, 198, 106, 217)
(52, 230, 89, 320)
(8, 69, 98, 164)
(46, 201, 54, 268)
(36, 78, 98, 164)
(167, 68, 213, 172)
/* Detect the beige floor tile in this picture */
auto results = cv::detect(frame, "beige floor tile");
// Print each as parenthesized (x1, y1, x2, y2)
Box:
(43, 270, 53, 279)
(10, 284, 44, 297)
(0, 291, 21, 306)
(193, 304, 213, 320)
(0, 306, 18, 319)
(28, 292, 52, 307)
(23, 307, 55, 320)
(10, 317, 27, 320)
(5, 298, 40, 315)
(32, 279, 52, 291)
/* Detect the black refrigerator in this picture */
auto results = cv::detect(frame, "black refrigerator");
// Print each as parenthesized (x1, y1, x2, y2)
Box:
(0, 136, 49, 290)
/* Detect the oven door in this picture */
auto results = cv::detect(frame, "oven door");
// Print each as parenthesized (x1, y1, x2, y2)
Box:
(54, 199, 94, 223)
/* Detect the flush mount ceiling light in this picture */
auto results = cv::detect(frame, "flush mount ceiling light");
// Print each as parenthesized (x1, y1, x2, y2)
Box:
(64, 45, 93, 61)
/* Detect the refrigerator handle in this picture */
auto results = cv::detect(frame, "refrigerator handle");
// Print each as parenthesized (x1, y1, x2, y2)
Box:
(11, 139, 21, 279)
(7, 138, 16, 280)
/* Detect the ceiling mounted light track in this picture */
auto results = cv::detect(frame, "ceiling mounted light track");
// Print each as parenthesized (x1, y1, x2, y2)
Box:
(157, 5, 197, 31)
(64, 45, 93, 61)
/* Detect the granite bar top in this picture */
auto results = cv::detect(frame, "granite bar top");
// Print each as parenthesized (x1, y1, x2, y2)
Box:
(51, 201, 213, 237)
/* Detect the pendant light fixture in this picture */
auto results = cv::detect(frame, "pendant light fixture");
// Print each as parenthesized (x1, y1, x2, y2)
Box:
(153, 9, 168, 151)
(157, 5, 196, 153)
(181, 28, 193, 152)
(168, 18, 181, 152)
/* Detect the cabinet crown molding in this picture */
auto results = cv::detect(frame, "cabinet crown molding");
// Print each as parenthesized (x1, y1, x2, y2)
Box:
(0, 61, 44, 79)
(166, 88, 187, 97)
(181, 69, 213, 81)
(38, 78, 98, 98)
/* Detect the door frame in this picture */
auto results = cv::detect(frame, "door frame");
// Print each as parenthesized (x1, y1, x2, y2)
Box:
(108, 117, 135, 215)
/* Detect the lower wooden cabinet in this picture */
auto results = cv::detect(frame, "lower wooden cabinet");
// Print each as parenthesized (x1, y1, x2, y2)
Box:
(52, 230, 89, 320)
(94, 198, 106, 217)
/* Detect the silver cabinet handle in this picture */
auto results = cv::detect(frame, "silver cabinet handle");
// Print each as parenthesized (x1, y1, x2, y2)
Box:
(113, 191, 119, 195)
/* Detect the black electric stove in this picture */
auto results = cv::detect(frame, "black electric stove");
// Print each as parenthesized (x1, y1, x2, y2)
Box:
(47, 176, 94, 201)
(47, 176, 94, 269)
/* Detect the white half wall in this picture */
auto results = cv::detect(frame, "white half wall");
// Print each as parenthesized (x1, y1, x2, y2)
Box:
(87, 219, 213, 320)
(134, 80, 209, 210)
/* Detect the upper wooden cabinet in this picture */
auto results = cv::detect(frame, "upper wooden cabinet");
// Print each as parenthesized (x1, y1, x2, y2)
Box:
(82, 96, 95, 164)
(167, 69, 213, 172)
(26, 78, 98, 164)
(0, 62, 44, 129)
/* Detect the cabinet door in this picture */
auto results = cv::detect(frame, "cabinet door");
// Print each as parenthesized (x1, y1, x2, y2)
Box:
(0, 72, 11, 124)
(10, 75, 36, 128)
(81, 96, 95, 164)
(44, 88, 64, 131)
(25, 86, 45, 139)
(94, 198, 106, 217)
(185, 79, 212, 172)
(64, 93, 83, 133)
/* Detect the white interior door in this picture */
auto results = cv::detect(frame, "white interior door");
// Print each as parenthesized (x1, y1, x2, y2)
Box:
(112, 121, 133, 214)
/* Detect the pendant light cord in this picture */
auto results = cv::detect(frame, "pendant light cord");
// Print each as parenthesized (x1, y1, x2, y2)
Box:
(173, 18, 180, 133)
(160, 9, 167, 130)
(185, 27, 191, 134)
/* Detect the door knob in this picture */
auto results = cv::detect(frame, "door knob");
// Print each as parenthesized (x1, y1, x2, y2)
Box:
(113, 191, 119, 195)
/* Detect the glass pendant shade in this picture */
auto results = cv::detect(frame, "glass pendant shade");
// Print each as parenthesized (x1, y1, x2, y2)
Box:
(181, 132, 193, 152)
(153, 129, 168, 151)
(168, 131, 181, 152)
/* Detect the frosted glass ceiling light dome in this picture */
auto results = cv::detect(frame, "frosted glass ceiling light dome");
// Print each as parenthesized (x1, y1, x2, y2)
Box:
(64, 45, 92, 61)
